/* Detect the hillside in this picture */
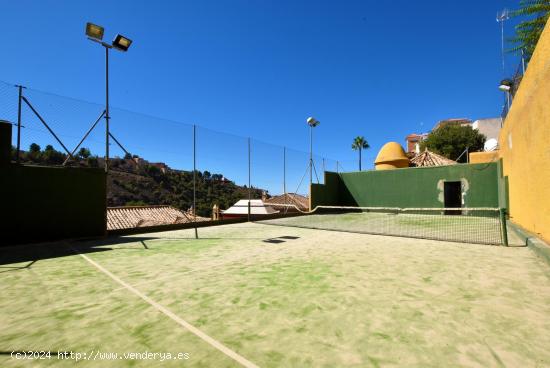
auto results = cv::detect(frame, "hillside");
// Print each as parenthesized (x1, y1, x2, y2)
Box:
(13, 144, 265, 217)
(108, 158, 263, 217)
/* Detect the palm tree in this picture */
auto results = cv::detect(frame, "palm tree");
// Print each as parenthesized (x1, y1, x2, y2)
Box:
(509, 0, 550, 60)
(351, 136, 370, 171)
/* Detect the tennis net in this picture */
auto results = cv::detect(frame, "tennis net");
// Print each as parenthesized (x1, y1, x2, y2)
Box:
(255, 206, 507, 246)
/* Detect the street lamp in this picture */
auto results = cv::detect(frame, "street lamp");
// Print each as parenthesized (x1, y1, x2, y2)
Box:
(85, 22, 133, 172)
(307, 117, 320, 209)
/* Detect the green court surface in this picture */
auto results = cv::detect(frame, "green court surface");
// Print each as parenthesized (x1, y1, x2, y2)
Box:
(1, 223, 550, 367)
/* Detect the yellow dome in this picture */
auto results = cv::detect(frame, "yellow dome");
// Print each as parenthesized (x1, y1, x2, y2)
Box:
(374, 142, 409, 170)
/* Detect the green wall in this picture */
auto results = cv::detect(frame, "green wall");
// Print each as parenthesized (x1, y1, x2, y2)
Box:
(311, 172, 341, 208)
(1, 164, 106, 245)
(312, 163, 503, 209)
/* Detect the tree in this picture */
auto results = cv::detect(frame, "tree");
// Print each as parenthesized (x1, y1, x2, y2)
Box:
(77, 147, 91, 159)
(420, 125, 486, 163)
(28, 143, 41, 162)
(29, 143, 41, 153)
(351, 136, 370, 171)
(42, 144, 66, 164)
(509, 0, 550, 61)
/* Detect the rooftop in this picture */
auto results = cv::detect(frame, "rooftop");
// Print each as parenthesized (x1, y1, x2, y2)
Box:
(107, 205, 209, 231)
(409, 149, 457, 167)
(264, 193, 309, 211)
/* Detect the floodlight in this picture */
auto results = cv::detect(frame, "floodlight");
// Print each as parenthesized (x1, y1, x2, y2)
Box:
(307, 117, 320, 127)
(86, 22, 104, 41)
(112, 34, 132, 51)
(499, 79, 512, 92)
(85, 23, 133, 173)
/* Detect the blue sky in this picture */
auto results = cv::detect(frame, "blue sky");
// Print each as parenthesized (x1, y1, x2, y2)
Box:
(0, 0, 523, 192)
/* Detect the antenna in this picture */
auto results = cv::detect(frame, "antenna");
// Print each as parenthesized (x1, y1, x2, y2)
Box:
(497, 9, 510, 74)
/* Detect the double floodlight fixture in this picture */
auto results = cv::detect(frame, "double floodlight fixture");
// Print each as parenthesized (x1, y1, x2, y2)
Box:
(499, 79, 513, 92)
(307, 117, 320, 127)
(86, 22, 132, 52)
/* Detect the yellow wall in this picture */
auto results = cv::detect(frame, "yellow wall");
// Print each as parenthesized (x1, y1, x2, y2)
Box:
(498, 20, 550, 243)
(469, 151, 498, 164)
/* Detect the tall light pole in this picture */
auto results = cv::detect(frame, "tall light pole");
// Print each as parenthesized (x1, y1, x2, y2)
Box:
(85, 22, 133, 173)
(307, 117, 320, 208)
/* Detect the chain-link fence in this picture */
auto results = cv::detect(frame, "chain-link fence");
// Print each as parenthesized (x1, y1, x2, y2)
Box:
(501, 52, 528, 120)
(0, 80, 347, 227)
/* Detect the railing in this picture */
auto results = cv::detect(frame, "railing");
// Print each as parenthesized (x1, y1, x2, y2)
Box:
(501, 52, 528, 120)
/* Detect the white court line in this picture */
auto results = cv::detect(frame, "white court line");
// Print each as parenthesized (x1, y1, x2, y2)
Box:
(74, 249, 259, 368)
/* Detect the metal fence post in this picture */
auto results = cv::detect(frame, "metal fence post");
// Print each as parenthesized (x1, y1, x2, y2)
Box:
(15, 85, 24, 163)
(248, 137, 251, 222)
(193, 124, 198, 239)
(283, 146, 286, 195)
(500, 208, 509, 247)
(105, 46, 110, 173)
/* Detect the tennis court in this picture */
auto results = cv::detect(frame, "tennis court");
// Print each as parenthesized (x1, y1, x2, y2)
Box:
(2, 221, 550, 367)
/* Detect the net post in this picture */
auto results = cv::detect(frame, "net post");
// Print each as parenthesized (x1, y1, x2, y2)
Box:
(499, 208, 509, 246)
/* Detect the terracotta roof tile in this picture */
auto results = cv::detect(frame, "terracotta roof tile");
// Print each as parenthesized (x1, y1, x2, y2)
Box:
(410, 149, 457, 167)
(107, 206, 209, 230)
(264, 193, 309, 211)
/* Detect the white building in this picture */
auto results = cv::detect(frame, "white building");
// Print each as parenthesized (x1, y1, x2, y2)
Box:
(472, 118, 502, 151)
(222, 199, 279, 218)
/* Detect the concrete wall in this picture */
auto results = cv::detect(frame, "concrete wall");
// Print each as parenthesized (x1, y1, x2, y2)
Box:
(469, 151, 498, 164)
(498, 20, 550, 243)
(1, 165, 107, 245)
(311, 163, 502, 210)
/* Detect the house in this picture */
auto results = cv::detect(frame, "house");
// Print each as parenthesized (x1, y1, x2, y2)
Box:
(405, 133, 429, 154)
(433, 118, 472, 131)
(149, 162, 169, 173)
(471, 118, 502, 151)
(221, 199, 279, 218)
(264, 193, 309, 213)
